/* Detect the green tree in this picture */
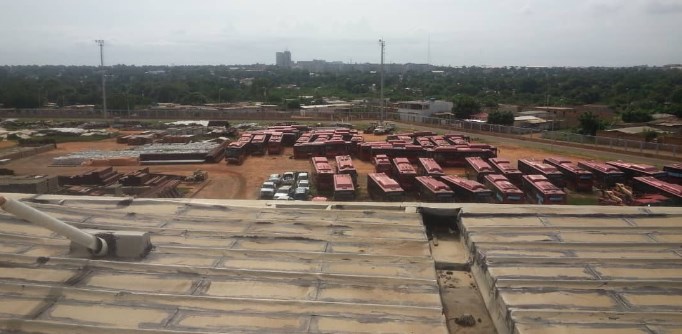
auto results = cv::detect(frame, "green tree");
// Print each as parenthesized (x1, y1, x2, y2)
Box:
(578, 111, 606, 136)
(452, 95, 481, 119)
(487, 111, 515, 125)
(621, 109, 653, 123)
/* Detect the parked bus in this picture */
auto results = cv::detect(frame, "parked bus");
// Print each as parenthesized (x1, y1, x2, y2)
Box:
(432, 146, 492, 167)
(416, 158, 445, 177)
(225, 141, 249, 165)
(522, 175, 567, 205)
(293, 142, 325, 159)
(250, 133, 267, 156)
(577, 161, 625, 189)
(632, 177, 682, 205)
(606, 161, 667, 181)
(544, 157, 593, 192)
(518, 159, 566, 188)
(440, 175, 493, 203)
(367, 173, 405, 202)
(465, 157, 496, 183)
(267, 132, 283, 155)
(663, 163, 682, 185)
(333, 174, 356, 201)
(488, 158, 523, 187)
(373, 154, 392, 174)
(391, 157, 418, 191)
(335, 155, 358, 184)
(484, 174, 525, 204)
(414, 176, 454, 202)
(325, 139, 348, 158)
(311, 157, 335, 191)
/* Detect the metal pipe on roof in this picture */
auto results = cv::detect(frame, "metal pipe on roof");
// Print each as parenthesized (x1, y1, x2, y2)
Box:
(0, 196, 108, 256)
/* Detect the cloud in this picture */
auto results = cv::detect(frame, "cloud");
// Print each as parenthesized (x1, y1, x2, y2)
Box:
(645, 0, 682, 14)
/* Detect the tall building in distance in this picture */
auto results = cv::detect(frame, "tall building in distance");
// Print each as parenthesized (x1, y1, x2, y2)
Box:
(275, 50, 292, 67)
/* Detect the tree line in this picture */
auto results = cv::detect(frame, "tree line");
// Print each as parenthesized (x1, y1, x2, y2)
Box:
(1, 65, 681, 121)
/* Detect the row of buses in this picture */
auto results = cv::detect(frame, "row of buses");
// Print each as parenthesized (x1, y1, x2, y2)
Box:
(311, 156, 359, 201)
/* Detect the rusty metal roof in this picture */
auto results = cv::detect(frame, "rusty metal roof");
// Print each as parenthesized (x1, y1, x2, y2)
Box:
(0, 195, 447, 334)
(459, 204, 682, 334)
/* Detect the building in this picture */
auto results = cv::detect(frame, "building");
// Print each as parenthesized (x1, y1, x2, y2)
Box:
(275, 50, 292, 68)
(396, 99, 453, 122)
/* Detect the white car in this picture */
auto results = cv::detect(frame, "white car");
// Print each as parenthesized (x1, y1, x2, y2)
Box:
(274, 185, 293, 200)
(296, 179, 310, 189)
(259, 182, 276, 199)
(281, 172, 296, 185)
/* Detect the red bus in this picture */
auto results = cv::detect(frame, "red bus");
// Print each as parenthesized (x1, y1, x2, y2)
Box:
(414, 176, 454, 202)
(293, 142, 325, 159)
(663, 164, 682, 185)
(488, 158, 523, 187)
(430, 136, 450, 147)
(416, 136, 435, 148)
(577, 161, 625, 189)
(467, 143, 498, 158)
(465, 157, 495, 183)
(632, 177, 682, 205)
(225, 141, 249, 165)
(250, 133, 267, 156)
(333, 174, 356, 201)
(440, 175, 493, 203)
(311, 157, 335, 191)
(325, 139, 348, 158)
(373, 154, 392, 174)
(518, 159, 566, 188)
(367, 173, 404, 202)
(544, 157, 593, 192)
(484, 174, 525, 204)
(335, 155, 358, 184)
(267, 132, 284, 155)
(606, 161, 667, 181)
(522, 175, 567, 205)
(391, 157, 418, 191)
(416, 158, 445, 177)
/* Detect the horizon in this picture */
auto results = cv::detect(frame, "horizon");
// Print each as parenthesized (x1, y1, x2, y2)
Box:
(1, 1, 681, 67)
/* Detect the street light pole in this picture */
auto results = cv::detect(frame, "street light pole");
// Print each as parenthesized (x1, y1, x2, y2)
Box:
(379, 39, 385, 124)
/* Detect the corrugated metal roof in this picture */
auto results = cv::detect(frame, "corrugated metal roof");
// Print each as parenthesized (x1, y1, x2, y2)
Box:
(459, 204, 682, 334)
(0, 195, 448, 334)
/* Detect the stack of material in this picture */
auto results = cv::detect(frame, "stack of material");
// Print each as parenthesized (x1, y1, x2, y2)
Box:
(62, 185, 105, 196)
(137, 142, 224, 164)
(161, 135, 194, 144)
(0, 175, 60, 194)
(52, 150, 139, 166)
(126, 134, 155, 145)
(61, 167, 122, 186)
(138, 176, 182, 198)
(204, 141, 228, 163)
(119, 168, 153, 186)
(0, 144, 56, 162)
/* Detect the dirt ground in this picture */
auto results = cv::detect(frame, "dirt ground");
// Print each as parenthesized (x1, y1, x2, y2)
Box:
(0, 131, 597, 201)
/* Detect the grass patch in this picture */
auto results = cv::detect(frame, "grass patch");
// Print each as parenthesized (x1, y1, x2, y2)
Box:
(567, 193, 599, 205)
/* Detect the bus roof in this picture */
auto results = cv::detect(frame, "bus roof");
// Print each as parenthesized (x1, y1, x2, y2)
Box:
(415, 176, 453, 193)
(465, 157, 495, 173)
(606, 161, 664, 174)
(393, 158, 417, 174)
(441, 175, 489, 192)
(578, 161, 623, 174)
(486, 174, 524, 194)
(524, 175, 565, 194)
(369, 173, 404, 191)
(418, 158, 444, 174)
(333, 174, 355, 190)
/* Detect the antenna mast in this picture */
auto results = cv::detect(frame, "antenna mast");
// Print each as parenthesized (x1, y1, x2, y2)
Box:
(95, 40, 107, 118)
(379, 39, 385, 124)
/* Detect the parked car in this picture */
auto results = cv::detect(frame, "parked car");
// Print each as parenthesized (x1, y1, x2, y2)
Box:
(267, 174, 282, 186)
(296, 172, 309, 182)
(282, 172, 296, 185)
(292, 187, 310, 200)
(274, 185, 294, 200)
(296, 179, 310, 189)
(259, 181, 276, 199)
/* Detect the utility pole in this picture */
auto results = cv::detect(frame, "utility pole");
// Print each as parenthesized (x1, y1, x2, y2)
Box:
(95, 40, 107, 118)
(379, 39, 385, 124)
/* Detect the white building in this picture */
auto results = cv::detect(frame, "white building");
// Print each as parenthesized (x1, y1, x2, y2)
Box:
(396, 100, 453, 122)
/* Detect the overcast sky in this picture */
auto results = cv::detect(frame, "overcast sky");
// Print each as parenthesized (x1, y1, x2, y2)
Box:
(0, 0, 681, 67)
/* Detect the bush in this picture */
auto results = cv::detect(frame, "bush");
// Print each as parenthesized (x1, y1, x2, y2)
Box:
(487, 111, 514, 125)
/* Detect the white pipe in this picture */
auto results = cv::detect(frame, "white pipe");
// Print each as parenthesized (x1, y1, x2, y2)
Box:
(0, 197, 108, 256)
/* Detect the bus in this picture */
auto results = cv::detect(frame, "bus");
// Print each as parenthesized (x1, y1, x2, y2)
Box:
(391, 157, 418, 191)
(311, 157, 335, 191)
(517, 159, 566, 188)
(293, 142, 325, 159)
(577, 161, 625, 189)
(522, 175, 567, 205)
(414, 176, 454, 202)
(440, 175, 493, 203)
(267, 132, 283, 155)
(333, 174, 356, 201)
(465, 157, 496, 183)
(250, 133, 268, 156)
(335, 155, 358, 185)
(225, 141, 249, 165)
(663, 163, 682, 185)
(325, 139, 348, 158)
(416, 158, 445, 177)
(606, 161, 667, 181)
(544, 157, 593, 192)
(632, 177, 682, 205)
(373, 154, 392, 174)
(367, 173, 405, 202)
(484, 174, 525, 204)
(432, 146, 492, 167)
(488, 158, 523, 187)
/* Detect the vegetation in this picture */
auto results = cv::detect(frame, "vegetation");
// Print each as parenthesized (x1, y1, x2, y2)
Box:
(1, 65, 681, 118)
(487, 110, 515, 125)
(577, 111, 606, 136)
(620, 109, 653, 123)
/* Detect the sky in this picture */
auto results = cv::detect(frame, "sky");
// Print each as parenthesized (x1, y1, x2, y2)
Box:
(0, 0, 681, 67)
